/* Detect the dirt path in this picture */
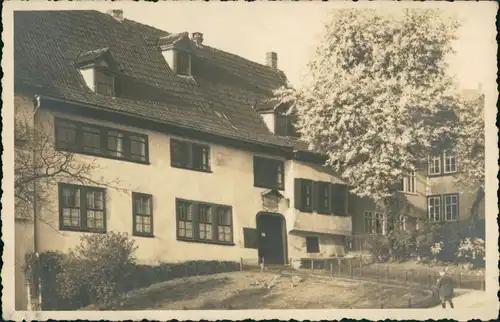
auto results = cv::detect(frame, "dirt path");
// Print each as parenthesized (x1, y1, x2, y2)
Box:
(115, 271, 431, 310)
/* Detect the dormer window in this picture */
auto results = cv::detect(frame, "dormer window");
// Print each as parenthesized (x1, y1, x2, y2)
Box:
(175, 50, 191, 76)
(94, 69, 115, 96)
(275, 113, 296, 137)
(75, 48, 118, 97)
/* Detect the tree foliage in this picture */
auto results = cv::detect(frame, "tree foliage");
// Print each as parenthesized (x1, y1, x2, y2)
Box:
(275, 8, 462, 201)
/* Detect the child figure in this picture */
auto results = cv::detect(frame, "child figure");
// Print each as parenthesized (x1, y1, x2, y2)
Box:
(436, 269, 455, 308)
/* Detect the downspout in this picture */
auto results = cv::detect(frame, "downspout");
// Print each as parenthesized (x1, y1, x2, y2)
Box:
(32, 95, 42, 310)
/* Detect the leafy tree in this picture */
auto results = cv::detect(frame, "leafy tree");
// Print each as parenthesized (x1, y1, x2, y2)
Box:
(275, 9, 462, 257)
(452, 93, 485, 229)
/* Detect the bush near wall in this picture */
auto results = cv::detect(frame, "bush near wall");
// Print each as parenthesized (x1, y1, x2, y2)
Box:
(26, 252, 239, 310)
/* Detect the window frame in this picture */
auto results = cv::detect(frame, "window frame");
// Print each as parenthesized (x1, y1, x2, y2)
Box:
(170, 138, 211, 173)
(58, 183, 107, 233)
(305, 236, 320, 253)
(443, 193, 459, 222)
(399, 171, 417, 194)
(364, 210, 385, 234)
(132, 192, 154, 237)
(94, 68, 115, 97)
(428, 155, 442, 176)
(175, 198, 234, 246)
(443, 151, 458, 174)
(315, 181, 331, 214)
(427, 195, 442, 222)
(253, 156, 285, 191)
(175, 50, 192, 76)
(55, 118, 149, 164)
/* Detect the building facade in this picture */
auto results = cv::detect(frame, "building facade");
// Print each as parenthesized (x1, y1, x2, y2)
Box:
(14, 10, 354, 308)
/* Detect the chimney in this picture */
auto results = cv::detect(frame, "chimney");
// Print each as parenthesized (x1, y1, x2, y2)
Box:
(107, 9, 124, 22)
(266, 52, 278, 69)
(191, 32, 204, 46)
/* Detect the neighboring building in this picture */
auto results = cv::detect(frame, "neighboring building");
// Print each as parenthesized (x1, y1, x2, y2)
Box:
(14, 10, 353, 308)
(349, 90, 486, 251)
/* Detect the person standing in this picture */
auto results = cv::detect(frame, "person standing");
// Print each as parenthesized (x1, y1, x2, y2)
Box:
(436, 269, 455, 308)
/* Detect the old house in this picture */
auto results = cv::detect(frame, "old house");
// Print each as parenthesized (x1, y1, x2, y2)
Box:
(14, 10, 354, 308)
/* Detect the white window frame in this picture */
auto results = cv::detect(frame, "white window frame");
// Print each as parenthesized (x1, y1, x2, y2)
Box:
(443, 151, 457, 174)
(398, 215, 407, 231)
(443, 194, 459, 221)
(428, 196, 441, 222)
(428, 155, 441, 175)
(400, 171, 416, 194)
(364, 211, 374, 234)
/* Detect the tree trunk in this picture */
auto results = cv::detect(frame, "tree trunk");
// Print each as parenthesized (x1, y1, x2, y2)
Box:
(468, 185, 485, 232)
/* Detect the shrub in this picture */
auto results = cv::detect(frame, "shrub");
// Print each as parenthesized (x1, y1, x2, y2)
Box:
(456, 237, 485, 268)
(365, 234, 390, 262)
(57, 231, 138, 309)
(389, 229, 417, 261)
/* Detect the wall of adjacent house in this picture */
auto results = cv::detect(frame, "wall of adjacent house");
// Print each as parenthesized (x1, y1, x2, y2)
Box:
(284, 160, 352, 258)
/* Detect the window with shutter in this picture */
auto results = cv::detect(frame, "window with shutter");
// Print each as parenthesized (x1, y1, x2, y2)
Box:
(315, 181, 330, 214)
(253, 156, 285, 190)
(170, 139, 211, 172)
(331, 184, 347, 216)
(301, 180, 313, 212)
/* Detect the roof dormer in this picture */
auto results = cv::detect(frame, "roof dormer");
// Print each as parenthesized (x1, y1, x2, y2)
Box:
(158, 32, 199, 77)
(256, 101, 298, 138)
(74, 48, 118, 97)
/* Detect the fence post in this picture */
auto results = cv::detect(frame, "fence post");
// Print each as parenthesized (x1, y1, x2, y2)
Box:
(405, 271, 408, 285)
(428, 273, 432, 288)
(330, 262, 334, 278)
(311, 259, 314, 271)
(380, 302, 384, 309)
(239, 257, 243, 271)
(386, 265, 389, 281)
(458, 272, 462, 288)
(338, 257, 341, 276)
(482, 276, 486, 291)
(377, 267, 380, 283)
(408, 297, 412, 308)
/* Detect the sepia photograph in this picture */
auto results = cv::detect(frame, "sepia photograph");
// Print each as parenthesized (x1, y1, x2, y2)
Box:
(2, 1, 498, 321)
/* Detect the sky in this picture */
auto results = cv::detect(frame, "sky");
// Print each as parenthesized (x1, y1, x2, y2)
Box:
(121, 1, 497, 99)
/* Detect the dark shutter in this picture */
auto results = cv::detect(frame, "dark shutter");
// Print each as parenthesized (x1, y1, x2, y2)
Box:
(243, 228, 259, 249)
(294, 178, 303, 211)
(331, 184, 347, 216)
(312, 181, 319, 212)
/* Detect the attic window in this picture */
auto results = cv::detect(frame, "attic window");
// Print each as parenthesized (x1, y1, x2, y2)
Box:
(275, 113, 297, 137)
(94, 69, 115, 96)
(175, 51, 191, 76)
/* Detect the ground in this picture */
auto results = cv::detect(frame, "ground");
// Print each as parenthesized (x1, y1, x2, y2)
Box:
(100, 271, 432, 310)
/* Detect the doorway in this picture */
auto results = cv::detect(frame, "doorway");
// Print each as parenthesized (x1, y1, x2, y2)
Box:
(256, 212, 287, 265)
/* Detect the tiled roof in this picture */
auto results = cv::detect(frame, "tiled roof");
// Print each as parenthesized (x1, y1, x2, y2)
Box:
(14, 10, 312, 153)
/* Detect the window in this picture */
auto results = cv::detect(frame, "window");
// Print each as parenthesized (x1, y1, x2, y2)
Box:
(294, 179, 313, 212)
(315, 181, 330, 214)
(294, 180, 349, 215)
(364, 211, 385, 234)
(132, 193, 153, 236)
(306, 236, 320, 253)
(253, 156, 285, 190)
(443, 152, 457, 174)
(177, 201, 193, 238)
(331, 184, 348, 216)
(428, 151, 458, 176)
(443, 194, 459, 221)
(94, 69, 115, 96)
(217, 207, 233, 242)
(399, 171, 416, 194)
(55, 118, 149, 163)
(428, 196, 441, 222)
(275, 114, 297, 137)
(170, 139, 211, 172)
(175, 51, 191, 76)
(59, 183, 105, 232)
(398, 215, 407, 231)
(176, 199, 233, 244)
(428, 155, 441, 175)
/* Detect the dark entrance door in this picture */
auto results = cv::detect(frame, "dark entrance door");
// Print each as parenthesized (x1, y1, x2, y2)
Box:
(256, 214, 285, 265)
